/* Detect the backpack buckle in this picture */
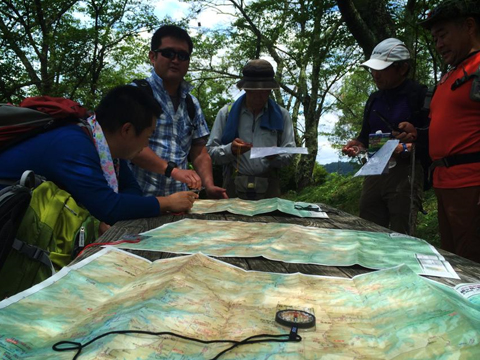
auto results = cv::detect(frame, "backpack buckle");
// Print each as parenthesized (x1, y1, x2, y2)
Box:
(13, 239, 50, 259)
(31, 247, 47, 261)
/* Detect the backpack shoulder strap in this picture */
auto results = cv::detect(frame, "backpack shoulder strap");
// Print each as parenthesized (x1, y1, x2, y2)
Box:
(76, 118, 94, 142)
(0, 171, 34, 273)
(11, 238, 54, 273)
(421, 85, 436, 115)
(470, 64, 480, 102)
(363, 90, 380, 121)
(226, 103, 233, 119)
(185, 94, 196, 121)
(403, 83, 426, 119)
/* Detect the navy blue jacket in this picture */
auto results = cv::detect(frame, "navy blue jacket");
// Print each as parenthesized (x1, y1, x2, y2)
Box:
(357, 79, 429, 147)
(0, 124, 159, 224)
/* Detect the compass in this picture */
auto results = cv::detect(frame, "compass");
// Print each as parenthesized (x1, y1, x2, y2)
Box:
(275, 309, 316, 329)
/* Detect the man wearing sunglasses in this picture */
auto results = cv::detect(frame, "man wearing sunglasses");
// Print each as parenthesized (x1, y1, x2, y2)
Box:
(130, 25, 227, 199)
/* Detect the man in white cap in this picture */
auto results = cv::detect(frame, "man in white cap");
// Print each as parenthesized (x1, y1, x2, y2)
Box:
(342, 38, 429, 235)
(207, 59, 296, 200)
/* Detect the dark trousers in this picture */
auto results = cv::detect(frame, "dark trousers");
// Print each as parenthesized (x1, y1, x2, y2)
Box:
(359, 160, 423, 235)
(435, 186, 480, 263)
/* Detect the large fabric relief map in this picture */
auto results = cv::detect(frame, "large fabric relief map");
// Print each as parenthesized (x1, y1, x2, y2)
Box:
(190, 198, 328, 218)
(0, 247, 478, 359)
(116, 219, 458, 278)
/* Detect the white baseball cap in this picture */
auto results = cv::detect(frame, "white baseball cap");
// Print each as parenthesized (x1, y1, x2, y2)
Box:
(361, 38, 411, 71)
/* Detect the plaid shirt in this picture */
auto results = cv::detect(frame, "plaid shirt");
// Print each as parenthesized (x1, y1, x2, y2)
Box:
(130, 70, 210, 196)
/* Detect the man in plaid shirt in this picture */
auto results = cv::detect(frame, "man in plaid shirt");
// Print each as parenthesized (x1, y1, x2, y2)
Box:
(130, 25, 227, 198)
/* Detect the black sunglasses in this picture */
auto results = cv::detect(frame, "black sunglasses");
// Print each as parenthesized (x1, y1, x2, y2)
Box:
(153, 48, 190, 61)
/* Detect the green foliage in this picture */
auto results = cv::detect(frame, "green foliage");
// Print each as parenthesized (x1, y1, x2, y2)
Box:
(329, 69, 374, 149)
(415, 189, 440, 247)
(187, 29, 242, 127)
(293, 173, 364, 216)
(322, 161, 359, 175)
(278, 160, 297, 194)
(288, 172, 440, 247)
(321, 0, 446, 151)
(185, 0, 359, 189)
(312, 163, 329, 186)
(0, 0, 158, 108)
(0, 0, 447, 249)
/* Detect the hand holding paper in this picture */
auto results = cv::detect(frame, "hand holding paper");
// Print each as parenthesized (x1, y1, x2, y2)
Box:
(231, 138, 253, 155)
(354, 139, 399, 177)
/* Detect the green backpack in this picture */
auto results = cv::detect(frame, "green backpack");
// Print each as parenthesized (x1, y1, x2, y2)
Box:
(0, 172, 99, 299)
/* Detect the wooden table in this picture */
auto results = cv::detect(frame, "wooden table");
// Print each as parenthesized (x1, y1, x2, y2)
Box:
(76, 203, 480, 287)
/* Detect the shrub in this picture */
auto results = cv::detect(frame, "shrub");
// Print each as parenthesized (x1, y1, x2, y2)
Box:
(290, 173, 440, 246)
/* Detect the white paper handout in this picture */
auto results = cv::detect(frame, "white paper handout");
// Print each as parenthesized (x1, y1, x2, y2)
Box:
(354, 139, 399, 177)
(415, 253, 460, 279)
(250, 147, 308, 159)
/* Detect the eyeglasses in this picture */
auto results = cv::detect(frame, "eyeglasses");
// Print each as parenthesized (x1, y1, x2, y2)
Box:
(368, 62, 406, 74)
(368, 64, 394, 74)
(153, 48, 190, 61)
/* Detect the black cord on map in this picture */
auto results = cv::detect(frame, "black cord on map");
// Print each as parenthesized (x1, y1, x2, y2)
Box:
(52, 329, 302, 359)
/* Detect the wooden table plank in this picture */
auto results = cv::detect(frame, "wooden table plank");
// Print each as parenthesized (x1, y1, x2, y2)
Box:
(282, 262, 348, 277)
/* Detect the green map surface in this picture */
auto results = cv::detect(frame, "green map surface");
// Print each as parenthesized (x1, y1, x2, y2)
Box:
(0, 248, 478, 359)
(190, 198, 328, 218)
(117, 219, 458, 278)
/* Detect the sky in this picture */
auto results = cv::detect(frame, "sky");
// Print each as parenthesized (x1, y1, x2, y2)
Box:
(153, 0, 344, 165)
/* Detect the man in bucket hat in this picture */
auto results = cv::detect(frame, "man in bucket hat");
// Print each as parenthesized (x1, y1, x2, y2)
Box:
(342, 38, 429, 235)
(396, 0, 480, 262)
(207, 59, 296, 200)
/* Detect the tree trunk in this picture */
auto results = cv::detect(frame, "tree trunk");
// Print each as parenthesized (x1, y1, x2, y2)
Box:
(336, 0, 396, 59)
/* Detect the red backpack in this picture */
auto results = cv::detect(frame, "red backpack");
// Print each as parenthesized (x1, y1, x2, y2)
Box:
(0, 96, 90, 152)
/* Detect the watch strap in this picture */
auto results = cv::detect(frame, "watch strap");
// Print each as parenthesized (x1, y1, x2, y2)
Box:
(165, 162, 177, 178)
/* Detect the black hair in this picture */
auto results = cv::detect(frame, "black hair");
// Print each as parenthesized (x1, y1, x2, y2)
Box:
(446, 15, 480, 38)
(95, 85, 161, 135)
(151, 25, 193, 54)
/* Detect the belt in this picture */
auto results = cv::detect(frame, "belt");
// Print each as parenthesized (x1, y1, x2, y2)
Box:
(238, 169, 277, 178)
(428, 151, 480, 181)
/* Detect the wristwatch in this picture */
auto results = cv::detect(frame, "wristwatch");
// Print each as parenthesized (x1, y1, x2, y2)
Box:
(400, 143, 409, 159)
(165, 161, 177, 178)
